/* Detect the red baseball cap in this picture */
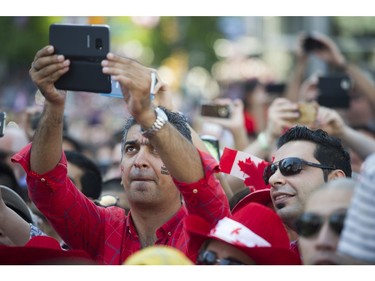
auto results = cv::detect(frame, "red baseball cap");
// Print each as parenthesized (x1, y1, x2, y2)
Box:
(232, 188, 272, 214)
(185, 202, 301, 265)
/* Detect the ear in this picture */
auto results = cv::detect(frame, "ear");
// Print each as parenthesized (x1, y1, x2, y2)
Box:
(327, 169, 346, 180)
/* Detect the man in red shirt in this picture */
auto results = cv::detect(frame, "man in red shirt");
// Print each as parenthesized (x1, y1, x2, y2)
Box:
(12, 45, 230, 265)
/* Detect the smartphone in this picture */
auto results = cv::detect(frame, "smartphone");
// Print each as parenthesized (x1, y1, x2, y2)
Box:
(317, 75, 351, 108)
(0, 112, 6, 138)
(49, 23, 111, 93)
(200, 103, 231, 118)
(100, 80, 123, 98)
(265, 83, 286, 95)
(200, 135, 221, 162)
(303, 35, 325, 52)
(295, 102, 317, 125)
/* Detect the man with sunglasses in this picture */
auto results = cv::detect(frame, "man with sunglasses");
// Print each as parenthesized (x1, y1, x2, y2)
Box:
(263, 125, 352, 255)
(295, 178, 354, 264)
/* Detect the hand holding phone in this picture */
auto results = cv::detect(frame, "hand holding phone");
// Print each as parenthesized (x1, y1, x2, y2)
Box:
(294, 102, 317, 125)
(200, 103, 231, 119)
(303, 34, 326, 52)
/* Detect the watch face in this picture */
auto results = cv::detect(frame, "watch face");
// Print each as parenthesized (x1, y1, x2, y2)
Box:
(155, 107, 168, 122)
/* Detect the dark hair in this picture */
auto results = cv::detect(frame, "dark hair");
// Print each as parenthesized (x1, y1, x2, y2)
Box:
(63, 133, 83, 152)
(121, 107, 192, 155)
(277, 126, 352, 179)
(229, 187, 251, 211)
(65, 150, 102, 199)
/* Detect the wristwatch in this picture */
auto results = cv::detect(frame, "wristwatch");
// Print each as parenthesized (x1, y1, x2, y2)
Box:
(141, 107, 169, 138)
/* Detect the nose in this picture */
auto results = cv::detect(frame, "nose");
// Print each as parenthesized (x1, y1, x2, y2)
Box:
(133, 146, 151, 169)
(315, 221, 337, 251)
(268, 167, 287, 187)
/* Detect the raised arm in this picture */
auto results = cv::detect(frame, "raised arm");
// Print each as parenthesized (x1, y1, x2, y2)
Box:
(102, 53, 203, 183)
(284, 33, 309, 103)
(310, 32, 375, 111)
(28, 45, 69, 174)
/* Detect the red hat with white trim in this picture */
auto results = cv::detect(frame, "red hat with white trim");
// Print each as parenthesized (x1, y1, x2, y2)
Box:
(185, 202, 301, 265)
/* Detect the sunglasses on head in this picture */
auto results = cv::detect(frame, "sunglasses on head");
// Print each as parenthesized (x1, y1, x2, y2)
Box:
(197, 250, 245, 265)
(263, 157, 336, 185)
(295, 211, 347, 238)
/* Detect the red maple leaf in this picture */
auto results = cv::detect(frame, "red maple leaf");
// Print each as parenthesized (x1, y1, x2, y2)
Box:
(238, 157, 270, 191)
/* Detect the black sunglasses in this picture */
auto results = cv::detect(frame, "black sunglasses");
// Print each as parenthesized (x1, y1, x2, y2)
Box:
(263, 157, 336, 185)
(197, 250, 245, 265)
(295, 211, 347, 238)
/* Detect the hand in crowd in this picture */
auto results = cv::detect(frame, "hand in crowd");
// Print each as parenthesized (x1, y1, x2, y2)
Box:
(264, 97, 300, 139)
(296, 33, 309, 63)
(297, 73, 320, 103)
(306, 32, 347, 68)
(314, 106, 346, 137)
(200, 98, 245, 131)
(102, 54, 164, 123)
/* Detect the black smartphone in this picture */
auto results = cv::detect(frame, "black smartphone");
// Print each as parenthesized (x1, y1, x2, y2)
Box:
(200, 135, 221, 162)
(49, 23, 111, 93)
(200, 103, 231, 118)
(265, 83, 286, 95)
(0, 112, 6, 138)
(317, 75, 352, 108)
(303, 35, 325, 52)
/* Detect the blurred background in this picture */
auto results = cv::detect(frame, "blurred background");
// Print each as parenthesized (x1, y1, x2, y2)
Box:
(1, 16, 375, 170)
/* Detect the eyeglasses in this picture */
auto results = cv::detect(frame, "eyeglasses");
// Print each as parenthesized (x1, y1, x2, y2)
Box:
(263, 157, 335, 185)
(295, 211, 346, 238)
(197, 250, 245, 265)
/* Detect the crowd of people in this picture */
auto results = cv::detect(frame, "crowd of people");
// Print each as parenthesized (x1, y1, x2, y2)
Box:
(1, 29, 375, 267)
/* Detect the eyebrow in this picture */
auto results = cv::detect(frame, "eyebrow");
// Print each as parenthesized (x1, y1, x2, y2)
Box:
(124, 138, 150, 147)
(124, 140, 137, 147)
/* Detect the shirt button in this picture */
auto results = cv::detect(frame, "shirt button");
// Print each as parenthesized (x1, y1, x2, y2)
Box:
(41, 178, 46, 182)
(193, 189, 198, 194)
(167, 232, 172, 236)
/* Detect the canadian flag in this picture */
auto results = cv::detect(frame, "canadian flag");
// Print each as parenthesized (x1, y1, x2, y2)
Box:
(219, 147, 270, 191)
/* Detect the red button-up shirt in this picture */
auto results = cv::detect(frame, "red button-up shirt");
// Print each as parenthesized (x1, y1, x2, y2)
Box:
(12, 144, 230, 265)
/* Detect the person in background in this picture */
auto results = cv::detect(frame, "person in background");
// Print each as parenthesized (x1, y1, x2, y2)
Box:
(264, 125, 351, 256)
(99, 177, 130, 213)
(65, 150, 102, 201)
(296, 178, 355, 265)
(0, 123, 29, 194)
(285, 31, 375, 130)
